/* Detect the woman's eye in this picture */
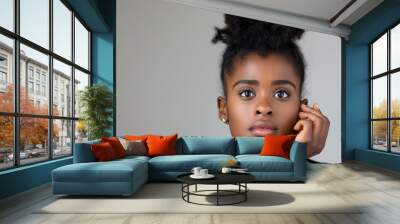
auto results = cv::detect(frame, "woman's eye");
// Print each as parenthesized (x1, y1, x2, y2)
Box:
(239, 89, 255, 98)
(274, 90, 289, 99)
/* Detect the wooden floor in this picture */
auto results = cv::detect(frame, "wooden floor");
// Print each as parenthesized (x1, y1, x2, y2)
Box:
(1, 161, 400, 224)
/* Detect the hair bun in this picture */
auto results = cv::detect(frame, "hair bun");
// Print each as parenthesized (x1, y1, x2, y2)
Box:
(212, 14, 304, 49)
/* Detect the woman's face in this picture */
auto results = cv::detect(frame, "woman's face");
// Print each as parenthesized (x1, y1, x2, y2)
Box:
(218, 53, 302, 137)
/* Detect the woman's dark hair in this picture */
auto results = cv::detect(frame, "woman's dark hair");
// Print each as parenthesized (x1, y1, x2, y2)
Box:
(212, 14, 306, 97)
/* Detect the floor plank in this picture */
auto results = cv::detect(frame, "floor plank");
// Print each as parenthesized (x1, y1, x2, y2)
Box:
(1, 161, 400, 224)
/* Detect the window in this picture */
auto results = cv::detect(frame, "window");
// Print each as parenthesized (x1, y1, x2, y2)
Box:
(20, 0, 49, 49)
(53, 59, 71, 117)
(0, 0, 13, 32)
(28, 81, 34, 94)
(370, 23, 400, 154)
(54, 0, 72, 60)
(0, 0, 91, 170)
(0, 35, 13, 113)
(29, 67, 34, 80)
(35, 83, 40, 95)
(35, 70, 40, 81)
(0, 71, 6, 84)
(0, 55, 7, 67)
(75, 17, 89, 70)
(41, 73, 46, 82)
(0, 54, 8, 86)
(42, 85, 46, 97)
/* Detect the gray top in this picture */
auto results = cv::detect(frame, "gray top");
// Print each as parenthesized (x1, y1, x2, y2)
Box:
(177, 172, 255, 185)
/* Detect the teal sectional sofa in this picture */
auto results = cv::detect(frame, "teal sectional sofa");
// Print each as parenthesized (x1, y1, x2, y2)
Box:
(52, 136, 307, 196)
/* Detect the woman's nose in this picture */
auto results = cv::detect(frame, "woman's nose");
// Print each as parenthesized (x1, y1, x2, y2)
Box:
(255, 98, 273, 116)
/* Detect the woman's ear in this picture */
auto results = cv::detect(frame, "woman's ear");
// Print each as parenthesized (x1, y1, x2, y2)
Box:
(300, 98, 308, 106)
(217, 96, 228, 124)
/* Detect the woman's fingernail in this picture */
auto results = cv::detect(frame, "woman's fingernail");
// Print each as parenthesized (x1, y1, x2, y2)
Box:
(314, 103, 319, 110)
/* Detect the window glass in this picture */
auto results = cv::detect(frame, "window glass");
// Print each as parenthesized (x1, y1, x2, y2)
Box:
(74, 18, 89, 70)
(0, 116, 13, 170)
(53, 0, 72, 60)
(391, 24, 400, 70)
(74, 69, 89, 118)
(20, 117, 49, 165)
(53, 119, 72, 157)
(20, 0, 49, 49)
(391, 72, 400, 118)
(372, 77, 387, 119)
(0, 0, 14, 31)
(372, 121, 388, 151)
(0, 35, 14, 113)
(391, 120, 400, 153)
(53, 59, 72, 117)
(372, 33, 387, 76)
(20, 44, 49, 115)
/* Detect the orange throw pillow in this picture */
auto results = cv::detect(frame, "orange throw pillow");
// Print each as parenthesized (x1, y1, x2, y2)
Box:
(146, 134, 178, 157)
(91, 142, 117, 161)
(101, 137, 127, 158)
(259, 134, 296, 159)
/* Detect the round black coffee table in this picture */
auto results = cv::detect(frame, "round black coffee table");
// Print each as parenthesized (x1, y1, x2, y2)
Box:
(177, 172, 255, 206)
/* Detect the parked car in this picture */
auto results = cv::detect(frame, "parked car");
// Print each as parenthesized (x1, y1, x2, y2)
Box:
(7, 150, 32, 160)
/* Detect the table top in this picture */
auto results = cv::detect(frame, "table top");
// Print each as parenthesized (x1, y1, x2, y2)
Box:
(177, 172, 255, 185)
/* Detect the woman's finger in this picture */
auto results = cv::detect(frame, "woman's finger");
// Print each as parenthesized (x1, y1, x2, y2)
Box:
(299, 112, 325, 148)
(301, 103, 323, 116)
(294, 119, 313, 143)
(301, 103, 329, 123)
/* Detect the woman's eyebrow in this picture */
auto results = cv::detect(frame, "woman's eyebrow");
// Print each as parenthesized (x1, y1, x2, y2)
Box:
(271, 80, 296, 89)
(232, 79, 259, 89)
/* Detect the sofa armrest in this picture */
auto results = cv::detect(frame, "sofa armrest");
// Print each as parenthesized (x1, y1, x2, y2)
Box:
(73, 141, 98, 163)
(289, 141, 307, 181)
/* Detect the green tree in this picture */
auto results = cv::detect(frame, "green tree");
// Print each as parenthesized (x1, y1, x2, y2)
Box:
(79, 84, 113, 140)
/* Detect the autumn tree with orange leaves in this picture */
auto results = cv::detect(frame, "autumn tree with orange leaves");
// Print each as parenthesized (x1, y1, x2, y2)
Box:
(0, 84, 59, 151)
(372, 99, 400, 143)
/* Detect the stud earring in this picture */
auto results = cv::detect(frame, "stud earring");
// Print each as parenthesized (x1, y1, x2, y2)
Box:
(221, 118, 228, 123)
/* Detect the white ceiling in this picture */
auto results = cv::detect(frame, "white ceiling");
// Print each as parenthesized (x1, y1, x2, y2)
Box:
(226, 0, 353, 23)
(167, 0, 384, 38)
(225, 0, 383, 26)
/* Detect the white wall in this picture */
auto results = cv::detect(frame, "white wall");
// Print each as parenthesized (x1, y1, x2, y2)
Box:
(117, 0, 341, 163)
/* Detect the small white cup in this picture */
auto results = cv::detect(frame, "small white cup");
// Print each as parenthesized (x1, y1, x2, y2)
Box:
(200, 169, 208, 176)
(191, 167, 202, 176)
(221, 167, 232, 174)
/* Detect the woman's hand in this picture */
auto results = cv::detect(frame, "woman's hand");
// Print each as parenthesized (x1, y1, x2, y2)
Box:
(294, 103, 330, 158)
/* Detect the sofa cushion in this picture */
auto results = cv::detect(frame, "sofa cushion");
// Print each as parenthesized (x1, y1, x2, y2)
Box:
(114, 155, 150, 164)
(236, 155, 293, 172)
(52, 159, 147, 183)
(73, 139, 101, 163)
(148, 154, 235, 172)
(235, 137, 264, 155)
(259, 134, 296, 159)
(101, 137, 127, 158)
(91, 142, 118, 161)
(177, 136, 235, 155)
(119, 138, 147, 156)
(147, 134, 178, 157)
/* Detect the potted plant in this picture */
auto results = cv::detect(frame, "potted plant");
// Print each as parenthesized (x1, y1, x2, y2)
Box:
(79, 84, 113, 140)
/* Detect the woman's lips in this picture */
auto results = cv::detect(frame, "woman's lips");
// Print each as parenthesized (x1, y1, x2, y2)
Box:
(249, 127, 277, 136)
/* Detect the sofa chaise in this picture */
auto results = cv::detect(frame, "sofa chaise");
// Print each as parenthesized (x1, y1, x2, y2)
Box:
(52, 136, 307, 196)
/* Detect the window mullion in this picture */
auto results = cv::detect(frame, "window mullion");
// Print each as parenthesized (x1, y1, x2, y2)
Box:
(13, 0, 20, 167)
(71, 10, 76, 155)
(388, 30, 391, 153)
(49, 0, 54, 160)
(370, 45, 373, 149)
